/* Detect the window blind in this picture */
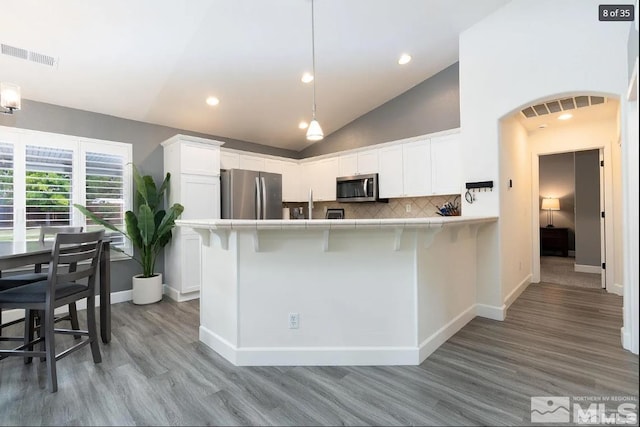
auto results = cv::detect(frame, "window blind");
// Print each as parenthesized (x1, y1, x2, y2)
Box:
(85, 151, 126, 248)
(0, 142, 13, 241)
(25, 145, 73, 237)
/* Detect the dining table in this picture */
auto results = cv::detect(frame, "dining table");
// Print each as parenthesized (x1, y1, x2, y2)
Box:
(0, 239, 112, 343)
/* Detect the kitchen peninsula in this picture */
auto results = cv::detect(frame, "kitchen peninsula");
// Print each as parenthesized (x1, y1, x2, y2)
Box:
(177, 216, 497, 366)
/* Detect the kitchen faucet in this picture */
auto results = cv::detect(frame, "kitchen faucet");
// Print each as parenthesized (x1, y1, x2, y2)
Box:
(308, 188, 314, 220)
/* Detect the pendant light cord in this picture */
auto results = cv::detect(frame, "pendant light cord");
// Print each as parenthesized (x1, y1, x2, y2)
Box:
(311, 0, 317, 119)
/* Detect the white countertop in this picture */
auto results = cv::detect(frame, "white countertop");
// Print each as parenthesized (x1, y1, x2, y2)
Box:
(176, 216, 498, 231)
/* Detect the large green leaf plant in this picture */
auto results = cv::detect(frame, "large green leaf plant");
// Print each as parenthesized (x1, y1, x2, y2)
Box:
(74, 165, 184, 278)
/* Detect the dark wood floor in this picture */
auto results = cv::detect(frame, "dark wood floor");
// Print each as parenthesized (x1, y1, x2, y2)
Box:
(1, 282, 638, 426)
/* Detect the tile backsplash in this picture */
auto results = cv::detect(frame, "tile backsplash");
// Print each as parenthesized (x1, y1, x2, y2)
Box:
(284, 195, 461, 220)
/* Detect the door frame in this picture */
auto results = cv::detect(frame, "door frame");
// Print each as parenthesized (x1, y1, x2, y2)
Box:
(531, 142, 615, 293)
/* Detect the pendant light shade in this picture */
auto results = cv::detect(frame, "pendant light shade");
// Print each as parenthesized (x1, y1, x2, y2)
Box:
(306, 0, 323, 142)
(306, 118, 324, 141)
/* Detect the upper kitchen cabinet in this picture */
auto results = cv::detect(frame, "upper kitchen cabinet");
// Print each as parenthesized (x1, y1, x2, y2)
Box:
(378, 145, 404, 198)
(305, 157, 339, 201)
(357, 150, 379, 175)
(338, 149, 379, 177)
(280, 160, 302, 202)
(402, 139, 431, 197)
(238, 153, 265, 171)
(378, 139, 430, 198)
(220, 150, 240, 170)
(162, 134, 223, 177)
(430, 133, 462, 196)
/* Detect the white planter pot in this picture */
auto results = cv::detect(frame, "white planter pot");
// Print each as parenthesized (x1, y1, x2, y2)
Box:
(132, 273, 163, 305)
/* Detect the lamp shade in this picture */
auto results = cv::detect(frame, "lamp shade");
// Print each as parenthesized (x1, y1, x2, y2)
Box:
(541, 198, 560, 211)
(306, 119, 324, 141)
(0, 82, 21, 111)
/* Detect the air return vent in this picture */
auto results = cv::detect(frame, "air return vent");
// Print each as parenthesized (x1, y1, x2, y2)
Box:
(520, 96, 609, 119)
(1, 43, 57, 67)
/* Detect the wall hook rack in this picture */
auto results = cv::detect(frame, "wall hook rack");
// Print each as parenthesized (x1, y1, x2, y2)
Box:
(464, 180, 493, 204)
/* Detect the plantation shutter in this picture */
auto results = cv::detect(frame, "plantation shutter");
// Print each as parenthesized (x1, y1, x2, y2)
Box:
(85, 151, 126, 249)
(0, 142, 13, 241)
(25, 145, 73, 238)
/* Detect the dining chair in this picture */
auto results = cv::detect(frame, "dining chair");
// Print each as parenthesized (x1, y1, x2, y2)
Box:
(0, 226, 83, 336)
(0, 230, 104, 392)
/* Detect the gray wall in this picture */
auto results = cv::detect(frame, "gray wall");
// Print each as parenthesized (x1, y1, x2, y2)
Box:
(539, 152, 576, 250)
(574, 149, 601, 266)
(1, 99, 297, 292)
(298, 62, 460, 158)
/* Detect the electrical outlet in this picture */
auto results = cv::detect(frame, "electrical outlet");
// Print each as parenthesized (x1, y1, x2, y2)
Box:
(288, 313, 299, 329)
(405, 204, 411, 213)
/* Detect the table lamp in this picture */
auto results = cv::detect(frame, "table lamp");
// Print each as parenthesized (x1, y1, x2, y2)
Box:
(541, 197, 560, 227)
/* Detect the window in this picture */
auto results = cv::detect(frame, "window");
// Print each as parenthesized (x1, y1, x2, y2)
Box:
(84, 151, 126, 248)
(25, 145, 73, 239)
(0, 142, 13, 241)
(0, 126, 133, 255)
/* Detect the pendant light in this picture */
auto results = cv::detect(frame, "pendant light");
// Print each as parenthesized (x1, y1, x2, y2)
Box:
(306, 0, 324, 142)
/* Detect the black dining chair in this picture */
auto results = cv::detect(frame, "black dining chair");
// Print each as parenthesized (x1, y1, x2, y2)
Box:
(0, 230, 104, 392)
(0, 226, 83, 336)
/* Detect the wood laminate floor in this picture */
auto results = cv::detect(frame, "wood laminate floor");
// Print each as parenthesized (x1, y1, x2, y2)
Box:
(1, 282, 638, 426)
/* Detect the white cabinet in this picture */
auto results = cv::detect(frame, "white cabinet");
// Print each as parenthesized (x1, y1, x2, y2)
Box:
(220, 151, 240, 170)
(161, 135, 224, 302)
(306, 157, 339, 201)
(378, 145, 404, 198)
(239, 154, 265, 171)
(378, 140, 431, 198)
(402, 139, 431, 197)
(338, 153, 358, 176)
(263, 158, 283, 174)
(338, 149, 379, 176)
(357, 150, 379, 175)
(281, 161, 301, 202)
(430, 134, 462, 195)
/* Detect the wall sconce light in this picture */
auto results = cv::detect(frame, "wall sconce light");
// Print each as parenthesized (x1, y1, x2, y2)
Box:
(0, 82, 21, 114)
(541, 197, 560, 227)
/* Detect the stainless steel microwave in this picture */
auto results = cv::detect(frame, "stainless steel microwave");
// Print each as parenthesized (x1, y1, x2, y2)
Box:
(336, 173, 381, 202)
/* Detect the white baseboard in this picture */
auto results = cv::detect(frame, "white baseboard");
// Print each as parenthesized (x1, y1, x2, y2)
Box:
(503, 274, 532, 311)
(476, 303, 505, 321)
(418, 304, 476, 363)
(575, 264, 602, 274)
(1, 289, 133, 324)
(164, 285, 200, 302)
(609, 282, 624, 296)
(200, 305, 478, 367)
(199, 326, 239, 365)
(200, 325, 419, 366)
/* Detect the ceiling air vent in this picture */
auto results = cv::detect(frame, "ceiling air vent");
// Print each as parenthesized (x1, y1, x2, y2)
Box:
(1, 44, 28, 60)
(520, 95, 609, 119)
(1, 43, 57, 67)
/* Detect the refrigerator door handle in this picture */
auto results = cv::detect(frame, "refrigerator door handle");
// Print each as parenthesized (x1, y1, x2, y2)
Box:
(261, 176, 267, 219)
(255, 176, 261, 220)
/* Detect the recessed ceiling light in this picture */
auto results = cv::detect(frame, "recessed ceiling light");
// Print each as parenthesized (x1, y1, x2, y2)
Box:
(206, 96, 220, 106)
(299, 121, 309, 129)
(398, 54, 412, 65)
(301, 72, 314, 83)
(558, 113, 572, 120)
(538, 124, 548, 129)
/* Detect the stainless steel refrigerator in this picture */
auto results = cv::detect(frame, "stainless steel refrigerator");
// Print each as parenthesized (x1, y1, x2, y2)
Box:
(220, 169, 283, 219)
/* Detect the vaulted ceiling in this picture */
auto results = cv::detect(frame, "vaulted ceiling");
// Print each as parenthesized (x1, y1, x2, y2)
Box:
(1, 0, 510, 151)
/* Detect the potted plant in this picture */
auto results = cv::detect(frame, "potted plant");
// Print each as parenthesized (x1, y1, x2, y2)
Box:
(74, 165, 184, 305)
